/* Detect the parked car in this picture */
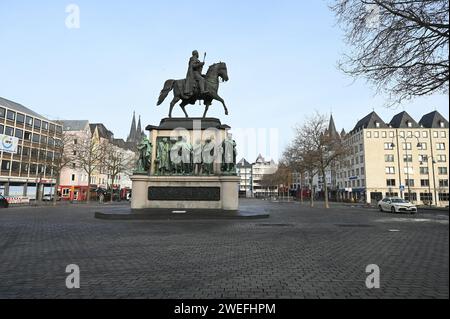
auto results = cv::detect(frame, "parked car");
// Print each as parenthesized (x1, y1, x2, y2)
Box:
(42, 194, 61, 202)
(0, 195, 9, 208)
(378, 197, 417, 214)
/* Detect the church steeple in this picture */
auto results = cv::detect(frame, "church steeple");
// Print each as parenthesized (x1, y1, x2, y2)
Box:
(127, 111, 137, 143)
(137, 115, 142, 136)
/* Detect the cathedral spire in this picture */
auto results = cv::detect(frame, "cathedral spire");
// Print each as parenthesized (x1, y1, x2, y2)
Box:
(127, 111, 137, 143)
(137, 115, 142, 136)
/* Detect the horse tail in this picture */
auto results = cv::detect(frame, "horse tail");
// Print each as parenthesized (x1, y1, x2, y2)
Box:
(157, 80, 175, 106)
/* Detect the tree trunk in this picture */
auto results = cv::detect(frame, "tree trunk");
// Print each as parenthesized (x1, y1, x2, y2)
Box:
(323, 169, 329, 209)
(86, 173, 91, 203)
(110, 175, 115, 203)
(309, 178, 314, 208)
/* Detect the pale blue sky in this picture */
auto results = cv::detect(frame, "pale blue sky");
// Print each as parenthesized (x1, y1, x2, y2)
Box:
(1, 0, 448, 161)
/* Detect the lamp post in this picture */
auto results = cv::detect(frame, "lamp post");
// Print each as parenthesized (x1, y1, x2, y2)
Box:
(420, 155, 437, 206)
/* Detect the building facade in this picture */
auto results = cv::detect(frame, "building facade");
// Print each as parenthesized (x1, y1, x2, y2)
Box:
(236, 158, 252, 197)
(58, 120, 136, 201)
(0, 97, 63, 200)
(336, 111, 449, 207)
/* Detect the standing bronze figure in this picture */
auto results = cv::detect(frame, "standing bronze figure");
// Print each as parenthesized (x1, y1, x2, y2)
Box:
(157, 50, 229, 118)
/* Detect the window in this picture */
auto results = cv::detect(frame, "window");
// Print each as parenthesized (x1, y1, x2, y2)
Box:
(49, 123, 56, 132)
(32, 134, 40, 143)
(374, 131, 379, 138)
(441, 131, 447, 138)
(71, 174, 76, 181)
(382, 131, 387, 138)
(30, 164, 37, 175)
(25, 116, 33, 126)
(16, 113, 25, 124)
(34, 119, 41, 129)
(24, 131, 32, 141)
(22, 147, 30, 157)
(436, 143, 446, 150)
(384, 143, 394, 150)
(420, 179, 430, 187)
(366, 132, 371, 138)
(42, 121, 49, 131)
(400, 131, 405, 138)
(359, 144, 363, 152)
(386, 179, 396, 186)
(407, 131, 412, 137)
(31, 148, 38, 159)
(386, 167, 395, 174)
(0, 107, 5, 118)
(361, 167, 365, 175)
(6, 110, 15, 121)
(439, 193, 449, 201)
(14, 129, 23, 139)
(403, 155, 413, 162)
(0, 124, 4, 134)
(46, 151, 53, 161)
(48, 137, 54, 147)
(418, 142, 427, 150)
(439, 179, 449, 187)
(405, 179, 415, 187)
(5, 126, 14, 136)
(420, 193, 433, 202)
(1, 160, 10, 171)
(375, 122, 380, 128)
(438, 167, 448, 175)
(360, 155, 364, 163)
(389, 131, 395, 138)
(56, 125, 62, 134)
(385, 154, 395, 162)
(422, 131, 428, 138)
(407, 122, 412, 128)
(433, 131, 439, 138)
(21, 163, 29, 174)
(404, 167, 414, 174)
(41, 136, 47, 145)
(74, 139, 78, 145)
(437, 155, 446, 163)
(73, 150, 77, 156)
(11, 161, 20, 173)
(404, 193, 417, 202)
(386, 192, 399, 197)
(420, 167, 429, 175)
(403, 142, 412, 150)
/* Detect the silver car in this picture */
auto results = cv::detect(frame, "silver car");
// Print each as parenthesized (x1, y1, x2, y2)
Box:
(378, 197, 417, 214)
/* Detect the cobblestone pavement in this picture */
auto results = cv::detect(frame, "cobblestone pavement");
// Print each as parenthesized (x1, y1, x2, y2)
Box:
(0, 200, 448, 299)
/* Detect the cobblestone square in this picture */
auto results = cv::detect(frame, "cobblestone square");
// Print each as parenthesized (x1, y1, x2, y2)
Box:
(0, 200, 448, 299)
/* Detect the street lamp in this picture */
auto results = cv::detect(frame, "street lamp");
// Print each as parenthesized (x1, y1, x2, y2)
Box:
(420, 155, 437, 206)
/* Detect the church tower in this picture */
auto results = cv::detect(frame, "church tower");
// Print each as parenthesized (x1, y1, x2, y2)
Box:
(127, 111, 137, 143)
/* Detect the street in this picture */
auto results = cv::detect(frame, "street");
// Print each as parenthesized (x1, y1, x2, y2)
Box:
(0, 199, 448, 299)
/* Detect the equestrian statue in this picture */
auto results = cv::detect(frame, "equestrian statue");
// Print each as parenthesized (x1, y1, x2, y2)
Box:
(156, 50, 229, 118)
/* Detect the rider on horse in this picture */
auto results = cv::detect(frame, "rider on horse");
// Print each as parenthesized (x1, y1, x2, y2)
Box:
(184, 50, 209, 97)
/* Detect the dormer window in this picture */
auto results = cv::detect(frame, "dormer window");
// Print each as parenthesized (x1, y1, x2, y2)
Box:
(407, 121, 412, 128)
(440, 121, 445, 128)
(375, 121, 380, 128)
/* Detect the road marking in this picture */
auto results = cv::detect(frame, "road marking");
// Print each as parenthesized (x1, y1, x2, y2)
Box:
(388, 229, 400, 232)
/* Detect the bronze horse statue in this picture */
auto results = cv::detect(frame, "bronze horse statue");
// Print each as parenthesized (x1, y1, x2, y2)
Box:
(157, 62, 229, 118)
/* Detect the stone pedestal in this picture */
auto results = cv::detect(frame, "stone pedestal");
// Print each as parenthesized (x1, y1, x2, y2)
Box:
(131, 175, 240, 211)
(131, 117, 239, 213)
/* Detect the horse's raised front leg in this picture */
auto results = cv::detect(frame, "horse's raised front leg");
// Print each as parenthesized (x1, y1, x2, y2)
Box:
(211, 93, 228, 116)
(169, 96, 180, 118)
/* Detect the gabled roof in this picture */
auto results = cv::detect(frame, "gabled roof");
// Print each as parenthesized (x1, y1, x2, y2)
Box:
(58, 120, 90, 131)
(237, 158, 251, 168)
(0, 96, 48, 120)
(351, 111, 388, 133)
(90, 123, 114, 140)
(419, 111, 449, 128)
(389, 111, 420, 128)
(255, 154, 265, 163)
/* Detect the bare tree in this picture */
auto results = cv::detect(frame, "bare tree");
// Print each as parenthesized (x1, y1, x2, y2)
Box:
(51, 132, 74, 206)
(73, 132, 105, 203)
(103, 143, 136, 202)
(285, 113, 349, 208)
(331, 0, 449, 104)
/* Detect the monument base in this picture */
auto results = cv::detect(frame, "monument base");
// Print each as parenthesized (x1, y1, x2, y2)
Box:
(130, 174, 240, 211)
